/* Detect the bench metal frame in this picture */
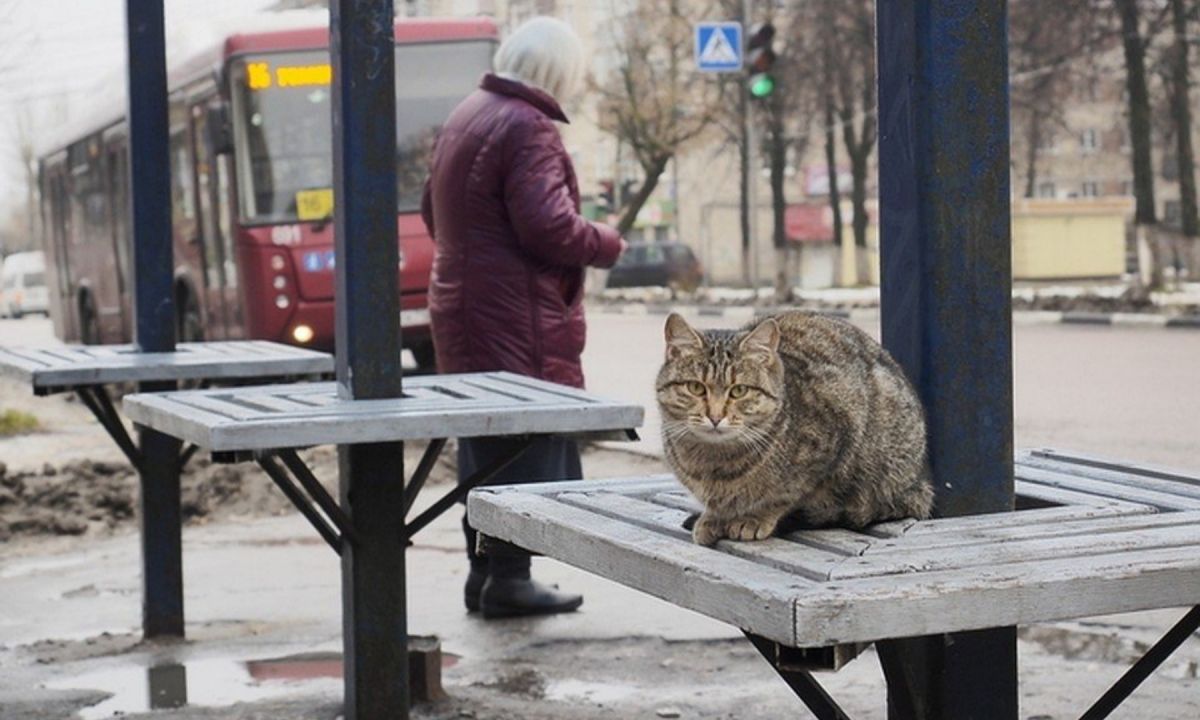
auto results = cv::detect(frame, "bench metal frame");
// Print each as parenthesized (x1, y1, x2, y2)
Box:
(123, 371, 644, 719)
(469, 450, 1200, 719)
(0, 341, 334, 638)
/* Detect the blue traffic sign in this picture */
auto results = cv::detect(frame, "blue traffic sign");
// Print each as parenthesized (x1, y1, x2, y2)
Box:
(695, 22, 742, 72)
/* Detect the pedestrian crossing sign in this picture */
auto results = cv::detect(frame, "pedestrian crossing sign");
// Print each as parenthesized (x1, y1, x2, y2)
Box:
(695, 22, 742, 72)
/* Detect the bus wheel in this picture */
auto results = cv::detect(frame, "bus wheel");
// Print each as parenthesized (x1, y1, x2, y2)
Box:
(410, 339, 437, 374)
(176, 289, 203, 343)
(78, 293, 99, 344)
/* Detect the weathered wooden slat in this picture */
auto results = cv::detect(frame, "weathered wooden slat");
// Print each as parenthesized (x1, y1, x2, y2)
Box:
(555, 491, 851, 581)
(1013, 478, 1152, 510)
(1016, 465, 1200, 511)
(792, 544, 1200, 646)
(124, 372, 645, 451)
(645, 490, 704, 513)
(832, 520, 1200, 579)
(1021, 448, 1200, 486)
(870, 500, 1156, 543)
(498, 475, 680, 496)
(468, 488, 810, 646)
(863, 506, 1185, 555)
(0, 341, 333, 389)
(643, 490, 894, 554)
(484, 373, 604, 403)
(1019, 453, 1200, 499)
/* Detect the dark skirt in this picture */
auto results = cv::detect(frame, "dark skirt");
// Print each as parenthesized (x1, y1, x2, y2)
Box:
(459, 435, 582, 577)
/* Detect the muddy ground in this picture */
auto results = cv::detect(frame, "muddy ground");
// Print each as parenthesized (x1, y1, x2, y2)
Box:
(0, 438, 650, 544)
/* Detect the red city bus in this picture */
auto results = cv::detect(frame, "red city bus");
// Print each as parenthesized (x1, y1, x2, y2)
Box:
(38, 17, 497, 369)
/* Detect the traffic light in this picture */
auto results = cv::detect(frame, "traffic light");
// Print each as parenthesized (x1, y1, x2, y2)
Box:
(745, 22, 776, 98)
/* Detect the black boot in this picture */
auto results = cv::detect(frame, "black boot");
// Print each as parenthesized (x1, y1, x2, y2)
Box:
(478, 576, 583, 619)
(464, 569, 488, 612)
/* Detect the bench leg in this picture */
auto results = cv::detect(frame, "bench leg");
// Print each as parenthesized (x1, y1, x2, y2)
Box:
(340, 441, 409, 719)
(1079, 605, 1200, 720)
(139, 422, 184, 638)
(744, 633, 853, 720)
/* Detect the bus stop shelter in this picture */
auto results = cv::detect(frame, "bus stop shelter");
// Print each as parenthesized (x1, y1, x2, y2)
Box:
(26, 1, 1197, 719)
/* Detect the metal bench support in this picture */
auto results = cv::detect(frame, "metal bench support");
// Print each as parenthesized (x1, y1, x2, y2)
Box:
(330, 2, 407, 717)
(876, 0, 1017, 717)
(1080, 604, 1200, 720)
(125, 0, 184, 640)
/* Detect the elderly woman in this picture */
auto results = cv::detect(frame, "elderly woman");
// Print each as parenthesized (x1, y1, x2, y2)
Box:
(421, 17, 625, 619)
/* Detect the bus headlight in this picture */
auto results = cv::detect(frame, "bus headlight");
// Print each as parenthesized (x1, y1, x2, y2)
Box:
(273, 275, 287, 290)
(270, 255, 286, 271)
(292, 324, 314, 344)
(275, 294, 290, 309)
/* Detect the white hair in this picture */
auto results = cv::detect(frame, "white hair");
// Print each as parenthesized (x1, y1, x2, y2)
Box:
(494, 16, 585, 104)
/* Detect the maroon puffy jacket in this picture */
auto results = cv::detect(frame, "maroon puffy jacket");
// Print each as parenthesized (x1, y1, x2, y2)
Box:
(421, 74, 622, 388)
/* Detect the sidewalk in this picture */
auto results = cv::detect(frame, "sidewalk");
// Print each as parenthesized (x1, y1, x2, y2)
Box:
(2, 317, 1199, 718)
(3, 485, 1199, 720)
(595, 282, 1200, 329)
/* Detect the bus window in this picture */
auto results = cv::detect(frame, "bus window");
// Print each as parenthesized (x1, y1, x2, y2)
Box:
(228, 39, 494, 223)
(106, 138, 132, 337)
(192, 106, 225, 294)
(170, 130, 196, 229)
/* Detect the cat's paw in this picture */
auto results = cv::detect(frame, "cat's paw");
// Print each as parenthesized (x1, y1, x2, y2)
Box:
(726, 516, 777, 541)
(691, 514, 724, 546)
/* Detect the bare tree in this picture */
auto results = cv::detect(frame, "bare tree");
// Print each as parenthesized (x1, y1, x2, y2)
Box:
(1009, 0, 1097, 198)
(1112, 0, 1170, 288)
(1165, 0, 1198, 274)
(755, 10, 814, 301)
(594, 0, 729, 237)
(809, 0, 874, 286)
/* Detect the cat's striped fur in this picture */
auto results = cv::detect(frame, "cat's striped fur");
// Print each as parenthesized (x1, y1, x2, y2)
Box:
(656, 311, 932, 545)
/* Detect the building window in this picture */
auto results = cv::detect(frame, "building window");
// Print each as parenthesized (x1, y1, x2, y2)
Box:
(1081, 180, 1100, 197)
(1036, 130, 1057, 154)
(1037, 181, 1056, 198)
(1080, 128, 1099, 154)
(1165, 200, 1182, 226)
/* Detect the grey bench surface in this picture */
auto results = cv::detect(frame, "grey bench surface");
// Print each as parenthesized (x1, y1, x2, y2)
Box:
(468, 448, 1200, 649)
(123, 371, 644, 451)
(0, 341, 333, 390)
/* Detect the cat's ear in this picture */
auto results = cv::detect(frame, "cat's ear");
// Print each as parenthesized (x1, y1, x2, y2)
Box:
(664, 313, 704, 360)
(740, 318, 781, 358)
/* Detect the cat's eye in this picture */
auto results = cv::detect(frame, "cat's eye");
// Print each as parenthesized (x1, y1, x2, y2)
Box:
(729, 384, 750, 398)
(685, 381, 706, 396)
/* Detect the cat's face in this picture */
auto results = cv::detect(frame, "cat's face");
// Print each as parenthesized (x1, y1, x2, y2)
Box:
(656, 314, 785, 445)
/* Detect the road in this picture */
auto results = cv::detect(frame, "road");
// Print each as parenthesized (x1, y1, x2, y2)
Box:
(3, 313, 1197, 469)
(581, 311, 1200, 469)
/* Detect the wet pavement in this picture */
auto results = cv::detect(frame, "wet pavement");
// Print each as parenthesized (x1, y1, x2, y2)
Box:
(2, 314, 1200, 718)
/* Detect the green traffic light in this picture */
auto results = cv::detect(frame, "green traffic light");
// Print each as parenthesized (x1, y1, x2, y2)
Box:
(749, 73, 775, 98)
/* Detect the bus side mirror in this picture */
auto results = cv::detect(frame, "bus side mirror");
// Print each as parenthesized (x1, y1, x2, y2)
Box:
(206, 104, 234, 156)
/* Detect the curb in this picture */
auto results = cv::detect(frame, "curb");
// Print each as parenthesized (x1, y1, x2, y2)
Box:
(593, 303, 1200, 329)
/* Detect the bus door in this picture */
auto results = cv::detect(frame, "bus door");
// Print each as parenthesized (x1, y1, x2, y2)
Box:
(41, 156, 73, 339)
(190, 100, 237, 338)
(103, 132, 132, 340)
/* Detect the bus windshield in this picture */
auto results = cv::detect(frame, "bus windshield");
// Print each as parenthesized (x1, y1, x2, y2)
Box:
(230, 40, 494, 224)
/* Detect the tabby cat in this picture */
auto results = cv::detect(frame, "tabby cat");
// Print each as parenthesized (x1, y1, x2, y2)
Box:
(656, 311, 932, 546)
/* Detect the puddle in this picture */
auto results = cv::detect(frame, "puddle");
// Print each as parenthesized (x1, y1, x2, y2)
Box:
(47, 656, 341, 719)
(47, 649, 461, 718)
(0, 554, 89, 579)
(544, 679, 639, 704)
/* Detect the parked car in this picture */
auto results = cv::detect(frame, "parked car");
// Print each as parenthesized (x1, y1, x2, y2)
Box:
(606, 242, 703, 293)
(1, 250, 50, 318)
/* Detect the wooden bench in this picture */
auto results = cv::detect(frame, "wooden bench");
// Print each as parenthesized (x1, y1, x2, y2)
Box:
(468, 448, 1200, 719)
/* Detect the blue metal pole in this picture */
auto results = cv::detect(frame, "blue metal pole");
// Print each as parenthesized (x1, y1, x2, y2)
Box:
(876, 0, 1017, 717)
(125, 0, 183, 639)
(329, 1, 407, 718)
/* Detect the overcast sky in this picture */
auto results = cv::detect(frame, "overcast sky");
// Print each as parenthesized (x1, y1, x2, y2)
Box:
(0, 0, 283, 218)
